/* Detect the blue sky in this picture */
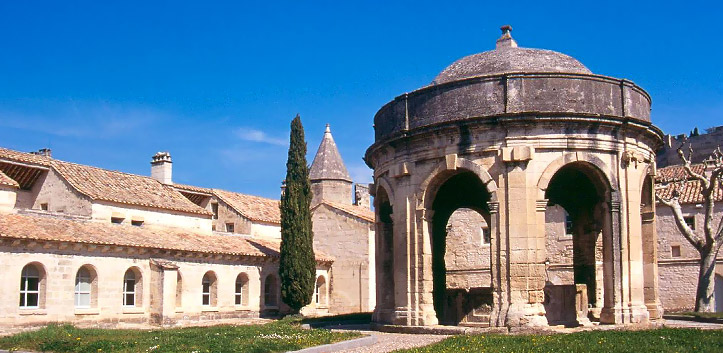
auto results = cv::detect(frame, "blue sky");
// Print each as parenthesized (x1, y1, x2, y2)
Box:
(0, 1, 721, 199)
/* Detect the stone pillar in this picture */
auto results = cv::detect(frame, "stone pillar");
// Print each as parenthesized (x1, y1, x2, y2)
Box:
(488, 200, 507, 326)
(601, 200, 624, 324)
(391, 184, 412, 325)
(149, 260, 178, 326)
(622, 166, 651, 323)
(503, 158, 547, 327)
(416, 207, 439, 326)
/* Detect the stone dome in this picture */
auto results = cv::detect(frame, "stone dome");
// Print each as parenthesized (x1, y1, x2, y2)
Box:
(432, 25, 591, 85)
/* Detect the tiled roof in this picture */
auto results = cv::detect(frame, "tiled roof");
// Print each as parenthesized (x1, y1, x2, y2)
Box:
(0, 147, 53, 166)
(0, 148, 211, 216)
(0, 213, 332, 262)
(656, 180, 723, 204)
(213, 189, 281, 224)
(314, 201, 375, 223)
(656, 164, 706, 184)
(174, 183, 213, 195)
(655, 163, 723, 204)
(0, 170, 19, 188)
(309, 125, 352, 182)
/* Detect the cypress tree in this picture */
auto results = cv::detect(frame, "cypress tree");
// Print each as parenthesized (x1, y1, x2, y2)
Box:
(279, 114, 316, 313)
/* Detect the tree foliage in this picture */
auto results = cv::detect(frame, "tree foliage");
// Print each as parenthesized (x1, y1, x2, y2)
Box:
(279, 115, 316, 313)
(657, 145, 723, 312)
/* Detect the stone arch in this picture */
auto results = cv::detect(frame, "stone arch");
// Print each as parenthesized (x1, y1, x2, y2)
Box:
(315, 275, 328, 306)
(74, 264, 98, 308)
(418, 157, 498, 210)
(373, 182, 396, 323)
(537, 152, 619, 202)
(416, 157, 498, 326)
(19, 262, 47, 309)
(374, 175, 395, 205)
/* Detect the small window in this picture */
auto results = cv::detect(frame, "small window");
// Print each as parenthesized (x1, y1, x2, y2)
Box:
(131, 220, 144, 227)
(175, 272, 183, 308)
(264, 275, 278, 307)
(20, 264, 42, 308)
(671, 245, 681, 258)
(235, 273, 249, 306)
(226, 223, 235, 233)
(211, 202, 219, 219)
(481, 227, 491, 245)
(123, 269, 139, 307)
(564, 211, 574, 236)
(40, 203, 48, 211)
(684, 216, 696, 230)
(202, 272, 217, 307)
(111, 217, 124, 224)
(74, 267, 94, 308)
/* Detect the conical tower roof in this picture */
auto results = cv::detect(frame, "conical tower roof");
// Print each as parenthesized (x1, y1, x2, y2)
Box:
(310, 124, 352, 182)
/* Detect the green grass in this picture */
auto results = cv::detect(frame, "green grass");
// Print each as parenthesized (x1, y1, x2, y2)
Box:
(0, 318, 360, 353)
(394, 328, 723, 353)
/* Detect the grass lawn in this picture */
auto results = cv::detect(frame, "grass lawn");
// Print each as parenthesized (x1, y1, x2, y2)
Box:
(394, 328, 723, 353)
(0, 318, 360, 353)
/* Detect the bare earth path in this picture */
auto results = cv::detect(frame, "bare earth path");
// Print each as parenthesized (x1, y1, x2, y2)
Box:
(334, 330, 448, 353)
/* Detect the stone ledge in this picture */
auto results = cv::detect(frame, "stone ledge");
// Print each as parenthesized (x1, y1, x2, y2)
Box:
(371, 322, 509, 335)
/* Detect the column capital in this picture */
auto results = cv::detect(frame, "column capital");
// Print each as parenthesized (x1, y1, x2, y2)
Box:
(535, 199, 549, 212)
(487, 201, 500, 214)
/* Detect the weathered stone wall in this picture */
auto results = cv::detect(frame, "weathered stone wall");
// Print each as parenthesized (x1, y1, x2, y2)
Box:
(444, 208, 491, 289)
(311, 180, 353, 206)
(311, 204, 374, 313)
(0, 186, 16, 213)
(657, 125, 723, 167)
(655, 201, 723, 311)
(16, 170, 92, 216)
(0, 241, 329, 328)
(91, 202, 212, 233)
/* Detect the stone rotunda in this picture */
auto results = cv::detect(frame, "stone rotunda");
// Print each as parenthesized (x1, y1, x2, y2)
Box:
(365, 26, 664, 328)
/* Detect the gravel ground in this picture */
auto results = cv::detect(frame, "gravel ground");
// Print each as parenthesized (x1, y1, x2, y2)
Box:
(663, 319, 723, 330)
(335, 331, 448, 353)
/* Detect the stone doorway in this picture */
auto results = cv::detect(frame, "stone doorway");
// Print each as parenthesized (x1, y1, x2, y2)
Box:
(430, 171, 493, 326)
(544, 162, 609, 325)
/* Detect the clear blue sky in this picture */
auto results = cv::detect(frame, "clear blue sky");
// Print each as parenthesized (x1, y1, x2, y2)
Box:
(1, 1, 721, 199)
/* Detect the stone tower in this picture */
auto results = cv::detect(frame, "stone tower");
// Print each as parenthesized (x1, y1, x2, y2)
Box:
(309, 124, 353, 205)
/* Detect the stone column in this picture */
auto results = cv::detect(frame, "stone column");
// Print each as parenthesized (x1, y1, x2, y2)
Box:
(600, 200, 624, 324)
(391, 184, 412, 325)
(623, 166, 651, 323)
(502, 154, 547, 327)
(415, 207, 439, 326)
(488, 200, 507, 326)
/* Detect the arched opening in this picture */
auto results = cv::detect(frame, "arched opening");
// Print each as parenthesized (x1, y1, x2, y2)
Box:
(74, 265, 98, 308)
(19, 262, 46, 309)
(429, 170, 492, 325)
(374, 185, 395, 322)
(264, 274, 279, 308)
(202, 271, 217, 307)
(175, 271, 183, 308)
(235, 273, 250, 306)
(315, 276, 328, 306)
(123, 267, 143, 307)
(544, 162, 609, 325)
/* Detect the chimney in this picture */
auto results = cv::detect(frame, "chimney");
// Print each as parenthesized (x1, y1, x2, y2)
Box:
(30, 148, 52, 158)
(151, 152, 172, 185)
(354, 184, 370, 209)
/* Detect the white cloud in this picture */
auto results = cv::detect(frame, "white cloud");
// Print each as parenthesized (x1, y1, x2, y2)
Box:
(235, 128, 287, 146)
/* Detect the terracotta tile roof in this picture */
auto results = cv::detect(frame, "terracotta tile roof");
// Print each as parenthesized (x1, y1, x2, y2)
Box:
(213, 189, 281, 224)
(656, 164, 706, 184)
(0, 147, 53, 166)
(0, 213, 333, 262)
(173, 183, 213, 195)
(314, 201, 375, 223)
(0, 147, 210, 216)
(656, 180, 723, 204)
(0, 170, 19, 188)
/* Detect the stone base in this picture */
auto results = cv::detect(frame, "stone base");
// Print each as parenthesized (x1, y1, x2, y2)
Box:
(505, 303, 548, 327)
(646, 302, 664, 321)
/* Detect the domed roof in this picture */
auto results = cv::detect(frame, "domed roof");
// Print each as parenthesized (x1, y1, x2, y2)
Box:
(432, 26, 592, 85)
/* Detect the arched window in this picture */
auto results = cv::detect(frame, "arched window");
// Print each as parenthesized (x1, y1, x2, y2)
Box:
(74, 266, 97, 308)
(314, 276, 327, 306)
(123, 268, 142, 307)
(20, 263, 44, 308)
(175, 272, 183, 308)
(201, 272, 217, 307)
(235, 273, 249, 306)
(264, 274, 278, 307)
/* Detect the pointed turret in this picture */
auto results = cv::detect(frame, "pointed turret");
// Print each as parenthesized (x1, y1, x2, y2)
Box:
(309, 124, 353, 205)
